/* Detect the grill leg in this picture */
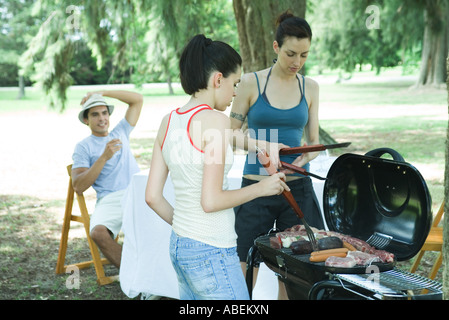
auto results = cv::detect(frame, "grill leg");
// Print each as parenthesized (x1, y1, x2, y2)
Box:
(245, 245, 259, 300)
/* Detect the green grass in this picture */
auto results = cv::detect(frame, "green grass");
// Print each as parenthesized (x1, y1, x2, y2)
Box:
(0, 195, 128, 300)
(319, 82, 446, 107)
(0, 84, 187, 113)
(1, 67, 446, 112)
(322, 117, 446, 165)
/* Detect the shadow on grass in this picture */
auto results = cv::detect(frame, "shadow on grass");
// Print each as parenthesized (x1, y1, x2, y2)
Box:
(0, 194, 129, 300)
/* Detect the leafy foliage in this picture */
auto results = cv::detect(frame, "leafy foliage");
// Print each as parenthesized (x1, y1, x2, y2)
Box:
(308, 0, 425, 75)
(2, 0, 443, 109)
(14, 0, 238, 110)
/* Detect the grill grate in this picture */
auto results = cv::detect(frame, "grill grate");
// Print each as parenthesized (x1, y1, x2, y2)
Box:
(334, 268, 443, 298)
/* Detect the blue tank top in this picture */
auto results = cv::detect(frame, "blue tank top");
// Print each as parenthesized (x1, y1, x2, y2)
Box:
(243, 68, 310, 177)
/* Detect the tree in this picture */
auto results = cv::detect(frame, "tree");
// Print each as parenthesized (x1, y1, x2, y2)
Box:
(444, 53, 449, 299)
(136, 0, 238, 94)
(309, 0, 408, 77)
(309, 0, 448, 86)
(0, 0, 44, 97)
(19, 0, 147, 111)
(416, 0, 449, 87)
(19, 8, 75, 110)
(233, 0, 306, 73)
(19, 0, 239, 109)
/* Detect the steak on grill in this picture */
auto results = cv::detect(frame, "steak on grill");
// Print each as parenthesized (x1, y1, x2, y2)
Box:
(324, 256, 357, 268)
(273, 225, 395, 263)
(347, 251, 381, 265)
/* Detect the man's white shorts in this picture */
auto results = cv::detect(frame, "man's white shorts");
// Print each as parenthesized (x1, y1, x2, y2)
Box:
(90, 189, 125, 239)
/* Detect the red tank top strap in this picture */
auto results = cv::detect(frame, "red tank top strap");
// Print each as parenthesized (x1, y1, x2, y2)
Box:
(160, 109, 176, 150)
(186, 105, 212, 153)
(162, 104, 212, 152)
(175, 104, 212, 115)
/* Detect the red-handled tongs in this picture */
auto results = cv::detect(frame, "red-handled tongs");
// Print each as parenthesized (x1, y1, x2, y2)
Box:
(256, 147, 318, 250)
(280, 161, 326, 180)
(278, 142, 351, 180)
(279, 142, 351, 155)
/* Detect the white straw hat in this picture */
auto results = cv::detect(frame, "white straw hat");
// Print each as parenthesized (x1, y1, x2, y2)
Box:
(78, 94, 114, 124)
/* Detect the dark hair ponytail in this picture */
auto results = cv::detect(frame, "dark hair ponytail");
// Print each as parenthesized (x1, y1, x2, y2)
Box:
(275, 10, 312, 48)
(179, 34, 242, 95)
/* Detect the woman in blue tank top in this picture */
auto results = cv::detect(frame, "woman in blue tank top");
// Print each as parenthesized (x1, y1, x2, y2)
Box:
(230, 10, 325, 299)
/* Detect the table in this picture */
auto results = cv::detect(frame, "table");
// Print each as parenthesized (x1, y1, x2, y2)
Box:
(119, 154, 335, 299)
(119, 168, 179, 299)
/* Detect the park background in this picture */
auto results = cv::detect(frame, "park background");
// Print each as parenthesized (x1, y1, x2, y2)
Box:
(0, 0, 448, 300)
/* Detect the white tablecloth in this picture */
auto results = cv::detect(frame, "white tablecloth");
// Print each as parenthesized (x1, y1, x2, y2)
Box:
(119, 154, 335, 299)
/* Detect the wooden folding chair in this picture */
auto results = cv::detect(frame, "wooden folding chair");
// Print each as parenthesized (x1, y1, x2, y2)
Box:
(409, 201, 444, 280)
(55, 164, 118, 285)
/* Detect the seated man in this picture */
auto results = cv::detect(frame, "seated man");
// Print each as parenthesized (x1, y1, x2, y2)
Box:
(71, 90, 143, 268)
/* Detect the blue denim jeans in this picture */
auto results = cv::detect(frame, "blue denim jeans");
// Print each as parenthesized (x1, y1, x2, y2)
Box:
(169, 231, 250, 300)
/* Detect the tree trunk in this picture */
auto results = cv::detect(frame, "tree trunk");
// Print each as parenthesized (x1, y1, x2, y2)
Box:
(416, 0, 449, 88)
(17, 75, 25, 100)
(232, 0, 306, 73)
(167, 75, 174, 95)
(443, 53, 449, 300)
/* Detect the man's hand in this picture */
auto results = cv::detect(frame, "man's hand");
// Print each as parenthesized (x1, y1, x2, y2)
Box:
(80, 91, 104, 105)
(102, 139, 122, 161)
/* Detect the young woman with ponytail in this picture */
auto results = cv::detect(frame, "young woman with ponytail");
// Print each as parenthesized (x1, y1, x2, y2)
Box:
(145, 34, 289, 300)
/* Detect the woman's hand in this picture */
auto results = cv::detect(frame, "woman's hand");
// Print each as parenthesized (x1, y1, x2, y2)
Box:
(258, 141, 289, 169)
(257, 173, 290, 197)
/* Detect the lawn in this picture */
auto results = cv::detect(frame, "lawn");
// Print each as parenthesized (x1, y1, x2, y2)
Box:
(0, 70, 447, 300)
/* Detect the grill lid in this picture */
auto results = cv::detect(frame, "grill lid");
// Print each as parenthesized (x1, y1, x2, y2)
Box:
(323, 148, 432, 261)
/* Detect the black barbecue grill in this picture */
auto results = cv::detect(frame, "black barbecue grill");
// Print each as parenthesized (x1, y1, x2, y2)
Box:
(246, 148, 443, 300)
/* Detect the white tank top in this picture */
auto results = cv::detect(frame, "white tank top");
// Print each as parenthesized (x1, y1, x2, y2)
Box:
(161, 104, 236, 248)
